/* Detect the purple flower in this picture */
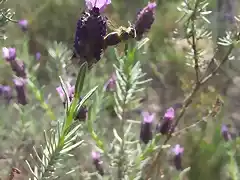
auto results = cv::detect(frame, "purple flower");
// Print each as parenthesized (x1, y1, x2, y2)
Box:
(221, 124, 232, 141)
(35, 52, 41, 60)
(73, 0, 109, 64)
(104, 73, 116, 92)
(91, 151, 104, 176)
(18, 19, 28, 31)
(156, 107, 175, 135)
(172, 144, 184, 170)
(2, 85, 12, 104)
(140, 111, 155, 144)
(86, 0, 111, 12)
(2, 47, 16, 61)
(13, 78, 28, 105)
(56, 82, 75, 106)
(10, 59, 26, 78)
(134, 1, 157, 40)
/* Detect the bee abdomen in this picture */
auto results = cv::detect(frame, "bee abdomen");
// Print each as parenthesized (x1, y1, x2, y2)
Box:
(104, 32, 122, 47)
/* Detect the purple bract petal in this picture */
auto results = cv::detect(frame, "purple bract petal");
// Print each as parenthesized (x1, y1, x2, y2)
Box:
(147, 2, 157, 10)
(141, 111, 155, 123)
(18, 19, 28, 30)
(56, 82, 74, 101)
(2, 47, 16, 61)
(35, 52, 41, 60)
(91, 151, 100, 160)
(172, 144, 184, 155)
(164, 107, 175, 120)
(85, 0, 111, 11)
(13, 77, 25, 86)
(221, 124, 228, 133)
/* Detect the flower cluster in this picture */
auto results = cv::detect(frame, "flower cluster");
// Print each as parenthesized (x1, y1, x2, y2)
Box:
(73, 0, 156, 66)
(2, 47, 28, 105)
(73, 0, 110, 64)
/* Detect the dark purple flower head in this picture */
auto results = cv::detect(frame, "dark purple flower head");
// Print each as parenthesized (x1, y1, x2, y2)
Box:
(86, 0, 111, 12)
(2, 47, 16, 61)
(35, 52, 41, 60)
(2, 85, 12, 104)
(134, 1, 157, 40)
(91, 151, 104, 176)
(172, 144, 184, 171)
(156, 107, 175, 135)
(18, 19, 28, 31)
(73, 0, 109, 65)
(13, 78, 28, 105)
(140, 111, 155, 144)
(221, 124, 232, 141)
(104, 73, 116, 92)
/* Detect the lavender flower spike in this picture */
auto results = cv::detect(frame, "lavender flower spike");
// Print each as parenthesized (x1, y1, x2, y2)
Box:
(156, 107, 175, 135)
(91, 151, 104, 176)
(134, 1, 157, 40)
(172, 144, 184, 170)
(13, 78, 28, 105)
(221, 124, 232, 141)
(2, 47, 16, 61)
(73, 0, 108, 65)
(140, 111, 155, 144)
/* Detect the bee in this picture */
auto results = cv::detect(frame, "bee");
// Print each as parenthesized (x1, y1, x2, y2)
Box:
(103, 21, 136, 49)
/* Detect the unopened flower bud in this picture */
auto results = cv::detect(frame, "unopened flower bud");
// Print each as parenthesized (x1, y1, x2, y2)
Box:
(140, 111, 155, 144)
(156, 107, 175, 135)
(172, 144, 184, 171)
(75, 97, 88, 121)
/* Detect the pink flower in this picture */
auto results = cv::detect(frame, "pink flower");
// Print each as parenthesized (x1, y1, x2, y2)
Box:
(85, 0, 111, 12)
(164, 107, 175, 120)
(56, 82, 75, 102)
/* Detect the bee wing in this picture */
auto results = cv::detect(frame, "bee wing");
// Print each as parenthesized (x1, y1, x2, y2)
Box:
(106, 17, 119, 31)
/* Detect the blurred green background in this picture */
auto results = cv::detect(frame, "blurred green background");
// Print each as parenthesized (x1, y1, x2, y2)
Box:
(1, 0, 240, 179)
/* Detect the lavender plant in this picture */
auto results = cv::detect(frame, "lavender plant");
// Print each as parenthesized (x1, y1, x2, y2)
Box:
(2, 0, 240, 179)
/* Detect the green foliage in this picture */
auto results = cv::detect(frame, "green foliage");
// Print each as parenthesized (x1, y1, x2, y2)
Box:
(1, 0, 240, 180)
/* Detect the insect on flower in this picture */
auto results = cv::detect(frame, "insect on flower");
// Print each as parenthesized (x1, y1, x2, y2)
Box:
(103, 21, 136, 49)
